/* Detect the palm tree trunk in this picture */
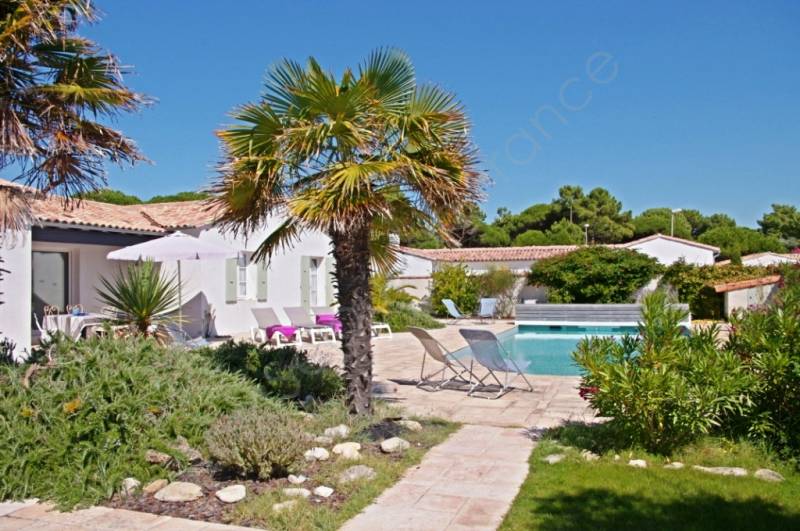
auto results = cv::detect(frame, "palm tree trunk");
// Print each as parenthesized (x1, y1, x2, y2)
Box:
(330, 223, 373, 415)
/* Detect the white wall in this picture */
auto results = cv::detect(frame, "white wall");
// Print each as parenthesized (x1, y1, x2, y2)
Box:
(627, 238, 715, 266)
(396, 253, 433, 277)
(176, 218, 332, 337)
(442, 260, 535, 275)
(724, 283, 779, 317)
(0, 230, 32, 358)
(741, 253, 800, 267)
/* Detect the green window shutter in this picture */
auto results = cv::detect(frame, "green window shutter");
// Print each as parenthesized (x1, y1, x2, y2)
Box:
(225, 258, 237, 303)
(256, 259, 268, 302)
(325, 257, 337, 306)
(300, 255, 310, 310)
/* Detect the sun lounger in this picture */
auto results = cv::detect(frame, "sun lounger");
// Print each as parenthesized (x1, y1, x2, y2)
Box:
(251, 308, 301, 345)
(163, 324, 209, 349)
(458, 328, 533, 399)
(284, 306, 336, 344)
(477, 298, 497, 322)
(442, 299, 467, 323)
(311, 306, 392, 339)
(408, 327, 477, 391)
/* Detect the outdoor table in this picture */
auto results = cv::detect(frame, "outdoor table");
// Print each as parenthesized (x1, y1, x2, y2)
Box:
(43, 313, 106, 340)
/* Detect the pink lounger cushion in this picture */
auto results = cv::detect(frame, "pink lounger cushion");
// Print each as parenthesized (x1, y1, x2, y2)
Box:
(316, 315, 342, 332)
(266, 325, 298, 340)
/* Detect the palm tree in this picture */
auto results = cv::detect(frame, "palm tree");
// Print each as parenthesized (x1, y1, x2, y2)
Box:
(212, 49, 483, 414)
(0, 0, 146, 232)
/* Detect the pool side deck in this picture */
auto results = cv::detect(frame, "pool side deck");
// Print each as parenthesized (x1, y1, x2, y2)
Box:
(309, 321, 596, 428)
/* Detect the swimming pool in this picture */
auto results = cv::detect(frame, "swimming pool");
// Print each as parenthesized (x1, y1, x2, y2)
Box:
(460, 325, 639, 376)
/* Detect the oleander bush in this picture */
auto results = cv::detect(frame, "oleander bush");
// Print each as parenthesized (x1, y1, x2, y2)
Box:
(727, 264, 800, 460)
(529, 246, 663, 303)
(0, 335, 275, 508)
(574, 291, 752, 453)
(205, 406, 305, 479)
(477, 266, 518, 318)
(203, 341, 343, 401)
(430, 264, 479, 316)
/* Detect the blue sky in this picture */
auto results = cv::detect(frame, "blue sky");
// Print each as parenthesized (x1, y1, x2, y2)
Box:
(85, 0, 799, 226)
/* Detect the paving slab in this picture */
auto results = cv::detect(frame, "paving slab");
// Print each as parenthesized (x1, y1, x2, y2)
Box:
(341, 425, 535, 531)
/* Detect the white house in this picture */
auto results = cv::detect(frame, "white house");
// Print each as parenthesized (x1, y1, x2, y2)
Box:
(0, 181, 334, 357)
(717, 252, 800, 267)
(392, 234, 720, 303)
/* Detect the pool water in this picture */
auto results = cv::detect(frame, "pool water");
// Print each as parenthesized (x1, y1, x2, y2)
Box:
(493, 325, 639, 376)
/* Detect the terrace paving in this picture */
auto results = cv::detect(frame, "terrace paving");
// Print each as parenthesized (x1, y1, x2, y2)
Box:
(0, 322, 593, 530)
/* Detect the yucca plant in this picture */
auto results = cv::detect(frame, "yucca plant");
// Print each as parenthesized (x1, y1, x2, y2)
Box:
(96, 260, 181, 335)
(211, 49, 483, 413)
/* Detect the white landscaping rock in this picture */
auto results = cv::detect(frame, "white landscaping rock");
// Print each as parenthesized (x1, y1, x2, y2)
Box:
(324, 424, 350, 439)
(313, 486, 334, 498)
(380, 437, 411, 454)
(692, 465, 747, 477)
(397, 420, 423, 432)
(154, 481, 203, 502)
(272, 500, 297, 513)
(581, 450, 600, 462)
(628, 459, 647, 468)
(215, 485, 246, 503)
(542, 454, 565, 465)
(332, 442, 362, 460)
(304, 447, 330, 462)
(121, 477, 140, 496)
(754, 469, 784, 482)
(314, 436, 334, 446)
(287, 474, 307, 485)
(338, 465, 377, 484)
(282, 487, 311, 498)
(664, 462, 685, 470)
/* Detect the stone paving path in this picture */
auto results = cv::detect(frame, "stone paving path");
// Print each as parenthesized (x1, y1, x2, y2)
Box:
(0, 500, 261, 530)
(340, 425, 535, 531)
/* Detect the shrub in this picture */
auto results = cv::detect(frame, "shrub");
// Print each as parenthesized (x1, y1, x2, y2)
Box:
(203, 341, 343, 401)
(371, 274, 416, 317)
(659, 261, 769, 319)
(528, 246, 663, 303)
(205, 406, 305, 479)
(574, 292, 751, 453)
(430, 264, 479, 316)
(0, 335, 272, 508)
(383, 302, 445, 332)
(726, 264, 800, 459)
(476, 266, 518, 318)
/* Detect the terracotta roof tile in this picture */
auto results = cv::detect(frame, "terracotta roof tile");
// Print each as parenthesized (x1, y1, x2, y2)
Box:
(0, 179, 220, 233)
(713, 275, 781, 293)
(398, 245, 580, 262)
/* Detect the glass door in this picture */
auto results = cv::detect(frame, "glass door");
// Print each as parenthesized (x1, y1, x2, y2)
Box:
(309, 257, 321, 306)
(32, 251, 69, 324)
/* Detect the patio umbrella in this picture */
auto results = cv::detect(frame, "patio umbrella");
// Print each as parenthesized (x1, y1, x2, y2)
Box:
(107, 231, 238, 329)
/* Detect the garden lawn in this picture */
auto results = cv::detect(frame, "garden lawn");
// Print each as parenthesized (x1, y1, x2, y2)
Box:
(232, 401, 458, 531)
(501, 439, 800, 531)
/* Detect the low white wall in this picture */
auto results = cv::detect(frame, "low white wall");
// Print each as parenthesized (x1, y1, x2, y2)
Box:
(0, 230, 32, 358)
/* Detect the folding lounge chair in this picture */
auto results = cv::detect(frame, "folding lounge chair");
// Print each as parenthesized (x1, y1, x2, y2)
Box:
(408, 327, 477, 391)
(284, 306, 336, 344)
(477, 298, 497, 322)
(442, 299, 467, 324)
(311, 306, 393, 339)
(251, 308, 301, 346)
(163, 324, 209, 349)
(458, 328, 533, 399)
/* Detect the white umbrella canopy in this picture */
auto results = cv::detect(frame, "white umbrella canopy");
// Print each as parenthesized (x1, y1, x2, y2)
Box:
(107, 231, 238, 330)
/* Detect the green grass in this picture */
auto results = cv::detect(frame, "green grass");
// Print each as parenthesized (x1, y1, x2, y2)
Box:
(231, 401, 458, 531)
(501, 431, 800, 531)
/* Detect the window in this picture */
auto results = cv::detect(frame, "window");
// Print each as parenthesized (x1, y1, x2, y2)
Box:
(237, 251, 249, 299)
(309, 257, 321, 306)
